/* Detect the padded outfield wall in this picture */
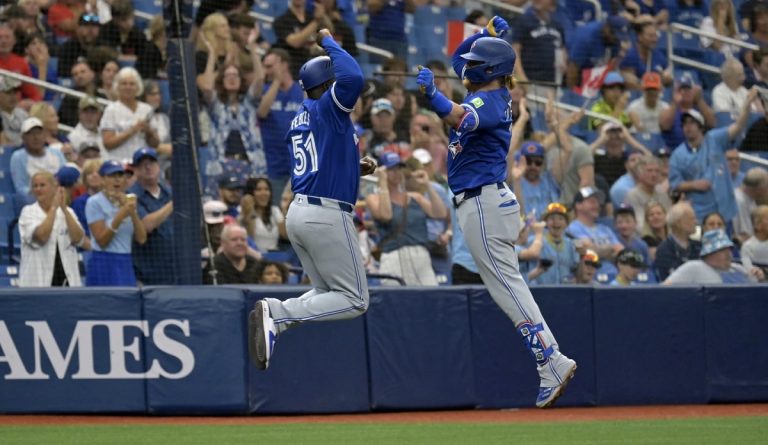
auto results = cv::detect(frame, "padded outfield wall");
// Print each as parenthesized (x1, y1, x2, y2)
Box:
(0, 285, 766, 414)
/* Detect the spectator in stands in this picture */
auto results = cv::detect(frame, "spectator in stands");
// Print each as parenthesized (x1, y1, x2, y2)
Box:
(542, 103, 595, 205)
(625, 155, 672, 230)
(71, 158, 102, 236)
(641, 200, 669, 262)
(59, 59, 101, 127)
(628, 72, 669, 133)
(10, 118, 67, 200)
(141, 80, 171, 161)
(702, 211, 727, 233)
(609, 248, 645, 286)
(741, 96, 768, 151)
(94, 54, 119, 101)
(591, 123, 650, 189)
(58, 13, 102, 76)
(746, 8, 768, 67)
(726, 148, 745, 187)
(202, 223, 261, 284)
(5, 4, 37, 55)
(517, 141, 560, 220)
(364, 98, 410, 159)
(380, 57, 419, 130)
(566, 15, 632, 88)
(194, 0, 248, 31)
(0, 22, 42, 101)
(47, 0, 84, 41)
(567, 249, 601, 284)
(55, 164, 82, 208)
(256, 260, 290, 284)
(100, 67, 159, 162)
(0, 76, 27, 146)
(99, 0, 147, 63)
(367, 0, 415, 61)
(136, 15, 167, 81)
(700, 0, 741, 58)
(741, 205, 768, 266)
(366, 152, 446, 286)
(653, 201, 701, 281)
(216, 175, 245, 218)
(620, 20, 671, 90)
(128, 148, 174, 285)
(256, 48, 303, 203)
(668, 90, 758, 223)
(384, 83, 416, 141)
(511, 0, 566, 89)
(588, 72, 632, 130)
(664, 229, 765, 283)
(68, 96, 104, 160)
(734, 167, 768, 239)
(409, 110, 448, 180)
(85, 160, 147, 286)
(240, 177, 286, 252)
(659, 73, 716, 149)
(194, 13, 236, 80)
(273, 0, 333, 76)
(465, 9, 489, 27)
(316, 0, 358, 57)
(609, 148, 645, 207)
(613, 204, 651, 265)
(18, 171, 85, 287)
(567, 186, 624, 281)
(668, 0, 708, 28)
(528, 202, 580, 285)
(29, 102, 70, 153)
(747, 48, 768, 88)
(23, 33, 56, 102)
(16, 0, 47, 37)
(713, 59, 754, 116)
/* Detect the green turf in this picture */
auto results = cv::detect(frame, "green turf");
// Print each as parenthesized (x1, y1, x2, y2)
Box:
(2, 416, 767, 445)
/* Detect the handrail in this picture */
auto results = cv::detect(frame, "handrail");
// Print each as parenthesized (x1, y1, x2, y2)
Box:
(669, 55, 720, 74)
(670, 22, 759, 52)
(582, 0, 603, 21)
(738, 152, 768, 168)
(526, 93, 623, 126)
(248, 11, 394, 59)
(0, 69, 112, 107)
(134, 10, 155, 21)
(474, 0, 524, 15)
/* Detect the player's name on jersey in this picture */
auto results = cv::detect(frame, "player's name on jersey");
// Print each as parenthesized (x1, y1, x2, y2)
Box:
(290, 111, 310, 130)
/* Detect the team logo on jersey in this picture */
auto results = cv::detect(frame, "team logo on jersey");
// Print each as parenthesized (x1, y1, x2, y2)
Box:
(471, 97, 484, 108)
(448, 140, 463, 156)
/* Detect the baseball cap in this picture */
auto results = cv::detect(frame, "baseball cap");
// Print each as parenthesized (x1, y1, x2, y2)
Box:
(602, 71, 625, 87)
(614, 203, 636, 218)
(21, 117, 43, 134)
(616, 248, 645, 268)
(604, 121, 623, 132)
(79, 13, 100, 26)
(99, 160, 125, 176)
(379, 152, 405, 169)
(582, 249, 601, 268)
(77, 142, 100, 154)
(203, 200, 228, 224)
(543, 202, 568, 220)
(642, 72, 662, 90)
(699, 229, 734, 256)
(681, 109, 705, 127)
(0, 76, 21, 92)
(371, 98, 394, 116)
(676, 72, 695, 88)
(607, 15, 631, 41)
(218, 175, 244, 190)
(132, 147, 158, 165)
(521, 141, 545, 158)
(79, 95, 104, 112)
(573, 186, 605, 206)
(412, 148, 432, 165)
(55, 164, 81, 187)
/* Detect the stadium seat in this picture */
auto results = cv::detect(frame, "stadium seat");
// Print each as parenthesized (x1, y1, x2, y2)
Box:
(672, 32, 704, 59)
(0, 193, 14, 219)
(412, 6, 449, 63)
(157, 79, 171, 113)
(715, 111, 734, 128)
(634, 132, 666, 153)
(133, 0, 162, 16)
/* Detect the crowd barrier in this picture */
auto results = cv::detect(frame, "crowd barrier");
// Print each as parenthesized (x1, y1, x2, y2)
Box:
(1, 285, 766, 414)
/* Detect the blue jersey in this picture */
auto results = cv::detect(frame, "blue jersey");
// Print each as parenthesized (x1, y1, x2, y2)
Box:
(286, 37, 364, 204)
(260, 81, 304, 178)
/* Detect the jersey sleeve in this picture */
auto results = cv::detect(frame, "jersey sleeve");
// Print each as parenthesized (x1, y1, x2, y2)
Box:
(322, 36, 363, 112)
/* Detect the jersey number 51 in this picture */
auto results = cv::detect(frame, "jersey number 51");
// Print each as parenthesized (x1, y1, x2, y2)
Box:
(291, 132, 319, 176)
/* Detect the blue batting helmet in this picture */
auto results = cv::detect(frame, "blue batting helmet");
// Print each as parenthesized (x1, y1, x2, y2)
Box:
(299, 56, 334, 91)
(460, 37, 516, 84)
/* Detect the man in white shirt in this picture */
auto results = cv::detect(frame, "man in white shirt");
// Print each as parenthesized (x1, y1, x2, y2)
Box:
(712, 58, 752, 116)
(733, 167, 768, 240)
(68, 95, 104, 162)
(628, 72, 668, 133)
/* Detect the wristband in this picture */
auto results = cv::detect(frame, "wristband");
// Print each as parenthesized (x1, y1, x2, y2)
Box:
(429, 90, 453, 118)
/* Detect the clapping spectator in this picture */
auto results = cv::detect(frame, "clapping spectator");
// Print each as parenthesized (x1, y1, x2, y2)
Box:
(659, 74, 716, 149)
(202, 223, 261, 284)
(668, 89, 759, 223)
(589, 72, 632, 130)
(713, 59, 754, 116)
(142, 80, 172, 161)
(241, 177, 287, 252)
(653, 201, 701, 281)
(628, 72, 669, 133)
(194, 13, 237, 78)
(100, 67, 159, 161)
(10, 118, 67, 201)
(0, 76, 27, 146)
(18, 171, 85, 287)
(664, 229, 765, 283)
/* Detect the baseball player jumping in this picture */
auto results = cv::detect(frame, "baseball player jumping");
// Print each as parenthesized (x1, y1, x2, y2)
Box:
(416, 16, 577, 408)
(248, 29, 376, 370)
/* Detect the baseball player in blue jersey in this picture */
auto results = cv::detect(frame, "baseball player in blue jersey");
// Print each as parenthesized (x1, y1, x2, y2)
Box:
(417, 16, 577, 408)
(248, 29, 376, 370)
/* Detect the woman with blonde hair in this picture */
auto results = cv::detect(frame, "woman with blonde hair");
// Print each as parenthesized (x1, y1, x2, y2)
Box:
(641, 201, 669, 263)
(100, 67, 159, 162)
(136, 14, 167, 80)
(29, 102, 71, 156)
(18, 171, 85, 287)
(701, 0, 741, 57)
(195, 13, 237, 82)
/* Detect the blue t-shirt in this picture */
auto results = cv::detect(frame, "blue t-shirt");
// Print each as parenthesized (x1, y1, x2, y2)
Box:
(637, 0, 667, 16)
(520, 174, 561, 220)
(287, 37, 363, 205)
(668, 0, 708, 28)
(661, 108, 686, 150)
(567, 219, 620, 280)
(531, 234, 580, 285)
(617, 235, 651, 267)
(259, 81, 304, 179)
(619, 44, 668, 79)
(85, 192, 134, 254)
(512, 8, 565, 82)
(669, 127, 737, 221)
(609, 173, 636, 207)
(128, 181, 175, 284)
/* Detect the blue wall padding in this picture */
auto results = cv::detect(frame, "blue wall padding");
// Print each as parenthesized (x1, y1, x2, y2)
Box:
(593, 286, 708, 405)
(245, 287, 370, 414)
(704, 285, 768, 402)
(0, 289, 144, 413)
(366, 287, 476, 410)
(143, 286, 249, 414)
(468, 287, 596, 408)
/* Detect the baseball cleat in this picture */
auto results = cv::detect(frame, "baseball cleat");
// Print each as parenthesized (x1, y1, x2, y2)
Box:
(248, 300, 276, 370)
(536, 355, 577, 408)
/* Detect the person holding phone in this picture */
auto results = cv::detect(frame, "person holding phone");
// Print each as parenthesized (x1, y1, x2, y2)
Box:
(529, 202, 581, 284)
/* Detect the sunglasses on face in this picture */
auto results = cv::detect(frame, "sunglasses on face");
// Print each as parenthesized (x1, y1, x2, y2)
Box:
(80, 14, 100, 24)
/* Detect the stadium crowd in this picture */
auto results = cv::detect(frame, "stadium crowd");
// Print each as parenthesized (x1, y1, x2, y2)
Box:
(2, 0, 767, 287)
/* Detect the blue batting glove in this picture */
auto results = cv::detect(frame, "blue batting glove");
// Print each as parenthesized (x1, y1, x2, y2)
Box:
(486, 16, 509, 39)
(416, 67, 437, 98)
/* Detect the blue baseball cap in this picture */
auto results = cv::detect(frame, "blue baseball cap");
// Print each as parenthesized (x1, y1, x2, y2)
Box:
(520, 141, 545, 158)
(676, 72, 696, 88)
(55, 165, 81, 187)
(607, 15, 631, 41)
(132, 147, 158, 165)
(217, 175, 244, 189)
(99, 160, 125, 176)
(603, 71, 625, 87)
(614, 202, 636, 217)
(700, 229, 734, 257)
(380, 152, 404, 168)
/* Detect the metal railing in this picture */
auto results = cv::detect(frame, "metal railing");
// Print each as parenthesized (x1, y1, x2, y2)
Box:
(474, 0, 524, 16)
(667, 22, 760, 75)
(582, 0, 603, 21)
(134, 10, 155, 21)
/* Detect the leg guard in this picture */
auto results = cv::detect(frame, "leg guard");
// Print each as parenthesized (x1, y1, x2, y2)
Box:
(518, 322, 555, 366)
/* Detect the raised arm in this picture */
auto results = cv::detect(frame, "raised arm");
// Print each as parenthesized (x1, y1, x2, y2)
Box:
(319, 30, 364, 110)
(451, 16, 508, 78)
(728, 87, 759, 140)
